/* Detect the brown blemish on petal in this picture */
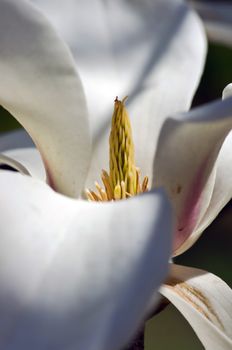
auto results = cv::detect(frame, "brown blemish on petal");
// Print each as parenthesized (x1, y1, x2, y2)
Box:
(174, 155, 212, 251)
(165, 277, 224, 331)
(171, 184, 182, 195)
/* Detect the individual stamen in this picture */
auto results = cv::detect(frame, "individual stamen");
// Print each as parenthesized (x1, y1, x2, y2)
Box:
(101, 170, 114, 200)
(95, 181, 108, 201)
(142, 176, 149, 192)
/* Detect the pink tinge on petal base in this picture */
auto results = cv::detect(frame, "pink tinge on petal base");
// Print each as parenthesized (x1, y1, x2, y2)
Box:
(41, 154, 56, 191)
(173, 155, 215, 253)
(154, 97, 232, 256)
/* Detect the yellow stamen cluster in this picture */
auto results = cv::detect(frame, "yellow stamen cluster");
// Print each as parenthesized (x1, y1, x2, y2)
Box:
(86, 97, 148, 201)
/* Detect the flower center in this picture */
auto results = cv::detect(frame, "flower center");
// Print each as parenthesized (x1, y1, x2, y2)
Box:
(86, 97, 148, 201)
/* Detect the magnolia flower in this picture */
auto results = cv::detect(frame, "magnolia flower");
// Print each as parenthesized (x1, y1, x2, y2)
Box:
(0, 1, 232, 350)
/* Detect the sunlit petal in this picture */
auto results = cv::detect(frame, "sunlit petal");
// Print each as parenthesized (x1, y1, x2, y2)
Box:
(30, 0, 206, 186)
(0, 0, 91, 197)
(0, 171, 172, 350)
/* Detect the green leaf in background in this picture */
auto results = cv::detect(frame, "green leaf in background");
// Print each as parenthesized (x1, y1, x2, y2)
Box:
(0, 106, 21, 132)
(193, 43, 232, 106)
(145, 305, 203, 350)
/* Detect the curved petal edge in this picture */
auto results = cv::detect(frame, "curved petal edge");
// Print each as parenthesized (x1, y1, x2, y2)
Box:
(160, 264, 232, 350)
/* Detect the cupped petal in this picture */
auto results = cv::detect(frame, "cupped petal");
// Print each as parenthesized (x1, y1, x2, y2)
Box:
(159, 264, 232, 349)
(0, 171, 172, 350)
(0, 148, 46, 181)
(178, 132, 232, 254)
(154, 96, 232, 255)
(180, 84, 232, 253)
(190, 1, 232, 47)
(0, 0, 91, 197)
(31, 0, 207, 186)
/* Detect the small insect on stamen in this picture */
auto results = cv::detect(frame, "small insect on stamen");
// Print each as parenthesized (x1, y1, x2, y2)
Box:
(86, 97, 149, 201)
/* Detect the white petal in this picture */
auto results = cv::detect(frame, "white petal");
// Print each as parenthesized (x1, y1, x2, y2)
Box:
(30, 0, 206, 186)
(0, 130, 34, 152)
(0, 153, 30, 176)
(223, 83, 232, 100)
(191, 1, 232, 47)
(160, 264, 232, 350)
(0, 171, 172, 350)
(178, 132, 232, 254)
(0, 0, 91, 197)
(180, 84, 232, 253)
(154, 97, 232, 255)
(0, 148, 46, 181)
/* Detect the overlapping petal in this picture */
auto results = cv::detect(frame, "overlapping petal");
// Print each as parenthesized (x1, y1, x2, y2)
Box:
(0, 148, 45, 180)
(179, 132, 232, 254)
(181, 84, 232, 253)
(0, 153, 30, 175)
(154, 96, 232, 254)
(30, 0, 206, 187)
(159, 264, 232, 349)
(0, 0, 91, 197)
(190, 1, 232, 47)
(0, 171, 172, 350)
